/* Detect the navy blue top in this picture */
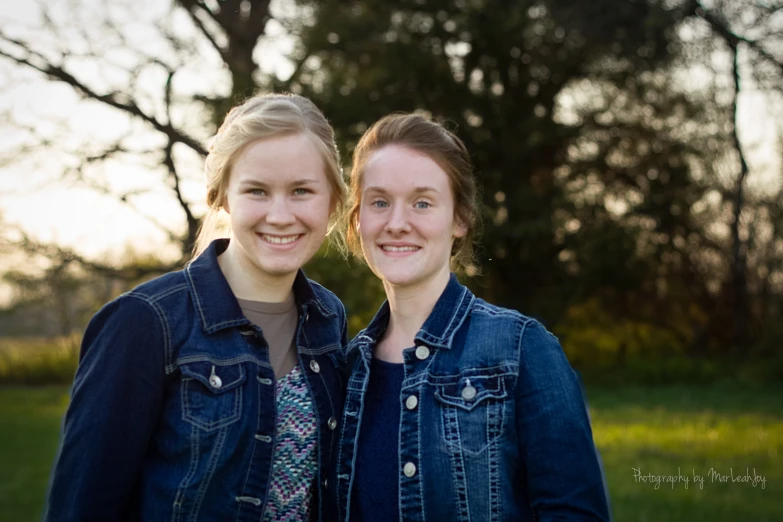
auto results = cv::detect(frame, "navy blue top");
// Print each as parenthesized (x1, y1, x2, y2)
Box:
(350, 357, 404, 522)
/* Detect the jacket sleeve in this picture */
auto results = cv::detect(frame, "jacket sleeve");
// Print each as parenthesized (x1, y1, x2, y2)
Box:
(44, 294, 166, 521)
(515, 319, 611, 521)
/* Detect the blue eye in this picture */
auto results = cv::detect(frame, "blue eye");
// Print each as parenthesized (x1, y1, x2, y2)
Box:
(249, 188, 266, 196)
(371, 200, 389, 208)
(293, 188, 311, 196)
(414, 201, 431, 209)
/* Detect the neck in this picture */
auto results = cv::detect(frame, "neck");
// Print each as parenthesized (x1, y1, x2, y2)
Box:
(217, 240, 296, 303)
(374, 268, 451, 362)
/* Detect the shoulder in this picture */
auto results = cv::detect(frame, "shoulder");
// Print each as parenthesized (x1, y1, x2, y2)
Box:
(125, 268, 190, 304)
(86, 269, 190, 340)
(307, 278, 346, 318)
(466, 298, 561, 354)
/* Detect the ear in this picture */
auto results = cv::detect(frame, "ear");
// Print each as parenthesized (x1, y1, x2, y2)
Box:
(453, 216, 467, 239)
(222, 198, 230, 214)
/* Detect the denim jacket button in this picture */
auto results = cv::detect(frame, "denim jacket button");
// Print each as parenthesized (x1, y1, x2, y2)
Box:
(403, 462, 417, 478)
(461, 383, 477, 401)
(309, 359, 321, 373)
(415, 346, 430, 360)
(208, 366, 223, 389)
(405, 395, 418, 410)
(327, 417, 337, 430)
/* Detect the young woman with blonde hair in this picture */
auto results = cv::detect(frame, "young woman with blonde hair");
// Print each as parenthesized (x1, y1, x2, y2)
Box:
(333, 113, 610, 521)
(46, 93, 347, 522)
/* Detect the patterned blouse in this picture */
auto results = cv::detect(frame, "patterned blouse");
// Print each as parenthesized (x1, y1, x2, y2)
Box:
(262, 365, 318, 522)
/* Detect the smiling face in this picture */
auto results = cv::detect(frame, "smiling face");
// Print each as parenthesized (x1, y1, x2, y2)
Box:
(358, 144, 466, 292)
(222, 132, 333, 286)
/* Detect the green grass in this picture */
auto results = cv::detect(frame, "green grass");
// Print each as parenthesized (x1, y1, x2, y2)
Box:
(0, 338, 79, 386)
(588, 382, 783, 520)
(0, 383, 780, 521)
(0, 387, 69, 522)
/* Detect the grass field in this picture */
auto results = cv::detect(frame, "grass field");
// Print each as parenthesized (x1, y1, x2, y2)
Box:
(0, 383, 780, 521)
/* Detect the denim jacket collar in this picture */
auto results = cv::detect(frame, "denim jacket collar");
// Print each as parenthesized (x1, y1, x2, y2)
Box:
(351, 273, 474, 352)
(185, 238, 335, 334)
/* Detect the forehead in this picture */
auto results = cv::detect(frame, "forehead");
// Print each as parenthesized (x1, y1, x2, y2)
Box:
(362, 145, 451, 191)
(230, 133, 326, 184)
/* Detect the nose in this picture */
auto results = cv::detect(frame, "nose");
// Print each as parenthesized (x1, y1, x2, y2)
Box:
(385, 203, 411, 235)
(265, 196, 296, 226)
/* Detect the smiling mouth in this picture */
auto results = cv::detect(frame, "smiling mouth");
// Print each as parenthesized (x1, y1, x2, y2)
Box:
(261, 234, 302, 245)
(381, 245, 420, 252)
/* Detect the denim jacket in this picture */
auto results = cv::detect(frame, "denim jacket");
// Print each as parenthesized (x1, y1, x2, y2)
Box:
(45, 239, 347, 522)
(334, 274, 609, 521)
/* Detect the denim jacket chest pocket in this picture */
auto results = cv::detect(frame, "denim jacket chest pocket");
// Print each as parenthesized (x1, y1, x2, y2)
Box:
(180, 361, 247, 432)
(433, 371, 509, 456)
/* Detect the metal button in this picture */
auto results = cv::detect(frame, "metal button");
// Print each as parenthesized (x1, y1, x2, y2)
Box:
(403, 462, 417, 478)
(209, 365, 222, 389)
(415, 345, 430, 360)
(405, 395, 418, 410)
(310, 359, 321, 373)
(461, 379, 477, 401)
(327, 417, 337, 430)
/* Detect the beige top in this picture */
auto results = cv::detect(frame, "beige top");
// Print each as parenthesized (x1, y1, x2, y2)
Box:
(237, 292, 298, 379)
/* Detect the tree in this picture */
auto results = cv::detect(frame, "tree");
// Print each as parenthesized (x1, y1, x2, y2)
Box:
(1, 0, 781, 357)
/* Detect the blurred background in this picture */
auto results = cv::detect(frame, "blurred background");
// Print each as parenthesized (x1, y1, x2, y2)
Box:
(0, 0, 781, 520)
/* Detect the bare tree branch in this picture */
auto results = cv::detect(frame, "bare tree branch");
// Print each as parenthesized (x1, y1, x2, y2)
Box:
(0, 31, 208, 156)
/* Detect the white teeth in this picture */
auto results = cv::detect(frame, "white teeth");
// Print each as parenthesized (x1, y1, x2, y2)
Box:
(382, 245, 419, 252)
(262, 234, 300, 245)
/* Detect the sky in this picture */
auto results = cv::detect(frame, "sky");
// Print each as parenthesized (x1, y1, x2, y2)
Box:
(0, 0, 780, 268)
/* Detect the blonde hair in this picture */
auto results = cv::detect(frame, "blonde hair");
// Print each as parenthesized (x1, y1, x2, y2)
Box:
(345, 113, 479, 271)
(193, 92, 346, 257)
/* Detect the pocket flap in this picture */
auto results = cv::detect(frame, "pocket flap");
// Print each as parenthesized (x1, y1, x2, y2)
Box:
(180, 361, 246, 394)
(435, 374, 507, 411)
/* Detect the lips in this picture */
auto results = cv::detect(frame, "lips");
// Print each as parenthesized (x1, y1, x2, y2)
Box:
(380, 244, 420, 252)
(259, 233, 302, 245)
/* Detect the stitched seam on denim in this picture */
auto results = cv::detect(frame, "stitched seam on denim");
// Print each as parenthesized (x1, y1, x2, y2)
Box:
(206, 318, 250, 331)
(172, 423, 201, 522)
(443, 404, 471, 522)
(405, 368, 516, 389)
(471, 303, 525, 319)
(184, 265, 208, 330)
(123, 293, 174, 376)
(441, 290, 474, 344)
(487, 407, 501, 522)
(134, 282, 189, 302)
(298, 342, 342, 355)
(189, 425, 229, 522)
(341, 363, 369, 522)
(309, 280, 339, 318)
(234, 377, 262, 522)
(181, 376, 244, 431)
(462, 395, 505, 457)
(176, 354, 271, 368)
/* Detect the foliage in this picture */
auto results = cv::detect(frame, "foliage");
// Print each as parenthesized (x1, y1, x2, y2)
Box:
(0, 0, 781, 356)
(0, 337, 79, 386)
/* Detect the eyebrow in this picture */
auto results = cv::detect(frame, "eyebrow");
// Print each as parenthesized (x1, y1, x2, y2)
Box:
(363, 185, 441, 194)
(238, 178, 321, 188)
